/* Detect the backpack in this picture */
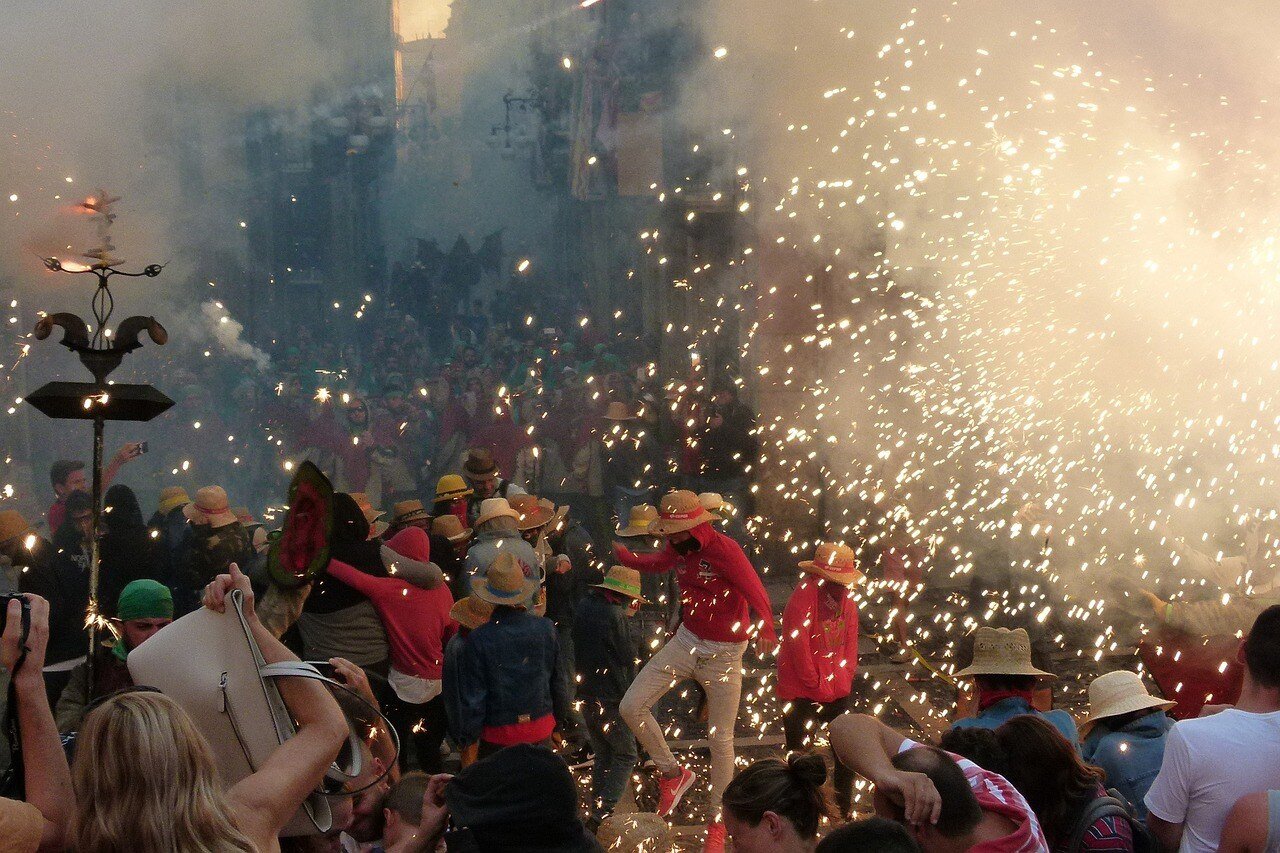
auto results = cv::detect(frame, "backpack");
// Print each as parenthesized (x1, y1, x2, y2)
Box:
(1066, 788, 1157, 853)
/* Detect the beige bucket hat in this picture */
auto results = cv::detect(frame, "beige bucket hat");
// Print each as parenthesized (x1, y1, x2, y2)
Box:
(953, 626, 1055, 680)
(798, 542, 865, 587)
(648, 490, 717, 536)
(474, 497, 519, 528)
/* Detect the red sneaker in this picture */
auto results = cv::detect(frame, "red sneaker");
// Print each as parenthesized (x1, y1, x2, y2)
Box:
(656, 766, 697, 816)
(702, 820, 727, 853)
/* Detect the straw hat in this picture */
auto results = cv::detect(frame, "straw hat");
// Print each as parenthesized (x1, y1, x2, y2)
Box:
(157, 486, 191, 516)
(435, 474, 473, 502)
(648, 490, 717, 536)
(603, 401, 635, 421)
(540, 497, 570, 532)
(954, 626, 1055, 680)
(348, 492, 388, 538)
(474, 497, 519, 528)
(431, 514, 472, 543)
(450, 596, 495, 631)
(698, 492, 735, 518)
(510, 494, 553, 531)
(597, 812, 671, 851)
(0, 511, 33, 546)
(392, 499, 430, 526)
(616, 504, 659, 537)
(593, 566, 647, 602)
(183, 486, 238, 528)
(471, 551, 538, 606)
(1082, 670, 1174, 730)
(798, 542, 865, 587)
(462, 447, 499, 478)
(232, 507, 256, 528)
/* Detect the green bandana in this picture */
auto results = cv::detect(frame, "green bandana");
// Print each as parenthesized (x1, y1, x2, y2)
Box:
(117, 579, 173, 622)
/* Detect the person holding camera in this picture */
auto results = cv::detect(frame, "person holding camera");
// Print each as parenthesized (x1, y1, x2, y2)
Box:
(0, 593, 76, 851)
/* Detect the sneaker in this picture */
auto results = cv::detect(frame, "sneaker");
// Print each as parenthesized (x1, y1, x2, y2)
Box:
(656, 766, 697, 817)
(702, 821, 727, 853)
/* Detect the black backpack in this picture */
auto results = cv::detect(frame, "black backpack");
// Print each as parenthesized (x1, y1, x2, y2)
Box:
(1066, 788, 1156, 853)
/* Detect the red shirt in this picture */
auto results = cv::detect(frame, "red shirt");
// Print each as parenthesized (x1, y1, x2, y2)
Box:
(47, 498, 65, 536)
(777, 578, 859, 703)
(482, 713, 556, 747)
(326, 528, 455, 680)
(615, 522, 777, 645)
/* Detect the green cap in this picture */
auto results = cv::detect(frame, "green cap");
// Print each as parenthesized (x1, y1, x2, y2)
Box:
(117, 580, 173, 622)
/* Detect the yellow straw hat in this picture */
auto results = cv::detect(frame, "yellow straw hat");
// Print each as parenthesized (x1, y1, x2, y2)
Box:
(435, 474, 473, 502)
(450, 596, 495, 631)
(157, 486, 191, 516)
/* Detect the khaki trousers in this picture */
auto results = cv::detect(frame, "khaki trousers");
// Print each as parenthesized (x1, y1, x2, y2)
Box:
(619, 625, 746, 810)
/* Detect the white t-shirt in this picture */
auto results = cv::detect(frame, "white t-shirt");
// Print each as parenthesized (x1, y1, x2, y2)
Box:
(1144, 708, 1280, 853)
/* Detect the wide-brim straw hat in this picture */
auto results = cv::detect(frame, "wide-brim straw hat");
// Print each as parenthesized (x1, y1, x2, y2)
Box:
(431, 514, 472, 543)
(954, 626, 1055, 680)
(0, 511, 33, 546)
(157, 486, 191, 516)
(183, 486, 238, 528)
(510, 495, 553, 531)
(1081, 670, 1175, 731)
(798, 542, 865, 587)
(471, 552, 539, 606)
(603, 401, 635, 421)
(450, 596, 495, 631)
(592, 565, 648, 602)
(648, 490, 717, 536)
(462, 448, 499, 478)
(474, 497, 520, 528)
(698, 492, 735, 519)
(392, 499, 430, 526)
(617, 504, 659, 537)
(435, 474, 474, 502)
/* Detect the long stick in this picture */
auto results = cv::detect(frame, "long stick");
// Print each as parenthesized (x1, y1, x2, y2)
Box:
(87, 413, 103, 688)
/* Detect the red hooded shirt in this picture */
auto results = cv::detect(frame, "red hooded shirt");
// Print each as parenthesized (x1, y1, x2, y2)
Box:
(777, 578, 859, 703)
(615, 522, 777, 645)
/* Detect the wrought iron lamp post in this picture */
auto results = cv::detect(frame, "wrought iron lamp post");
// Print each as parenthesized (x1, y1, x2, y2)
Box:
(25, 193, 173, 683)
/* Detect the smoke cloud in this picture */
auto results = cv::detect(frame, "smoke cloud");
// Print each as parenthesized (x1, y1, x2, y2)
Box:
(199, 300, 270, 373)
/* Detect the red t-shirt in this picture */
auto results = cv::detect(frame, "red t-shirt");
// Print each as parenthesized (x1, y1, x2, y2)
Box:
(899, 739, 1050, 853)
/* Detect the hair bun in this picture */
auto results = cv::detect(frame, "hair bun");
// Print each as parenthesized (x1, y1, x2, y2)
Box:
(787, 752, 828, 788)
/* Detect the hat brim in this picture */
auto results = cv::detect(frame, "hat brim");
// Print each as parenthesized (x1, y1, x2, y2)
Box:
(184, 504, 238, 528)
(436, 488, 474, 501)
(449, 600, 490, 630)
(953, 663, 1056, 680)
(394, 511, 432, 525)
(475, 507, 520, 528)
(370, 520, 390, 538)
(463, 464, 499, 478)
(798, 562, 865, 587)
(517, 509, 554, 530)
(648, 510, 717, 536)
(157, 497, 190, 515)
(470, 573, 539, 606)
(1082, 695, 1176, 729)
(616, 524, 657, 537)
(591, 580, 648, 603)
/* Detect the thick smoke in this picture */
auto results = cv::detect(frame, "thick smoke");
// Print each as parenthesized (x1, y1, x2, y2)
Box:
(675, 0, 1280, 607)
(199, 301, 271, 373)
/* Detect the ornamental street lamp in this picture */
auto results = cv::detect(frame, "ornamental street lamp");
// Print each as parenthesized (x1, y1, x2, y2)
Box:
(26, 193, 173, 683)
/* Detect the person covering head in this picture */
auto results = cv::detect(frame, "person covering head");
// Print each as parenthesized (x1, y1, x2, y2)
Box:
(616, 504, 659, 537)
(157, 486, 191, 516)
(647, 489, 717, 536)
(471, 551, 539, 608)
(436, 474, 474, 502)
(953, 626, 1055, 680)
(183, 485, 238, 528)
(444, 744, 600, 851)
(798, 542, 866, 587)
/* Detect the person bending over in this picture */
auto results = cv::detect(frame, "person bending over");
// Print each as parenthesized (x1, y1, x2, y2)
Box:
(721, 753, 831, 853)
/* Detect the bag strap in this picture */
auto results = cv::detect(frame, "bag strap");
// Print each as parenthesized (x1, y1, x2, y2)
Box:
(1066, 795, 1131, 853)
(259, 661, 401, 796)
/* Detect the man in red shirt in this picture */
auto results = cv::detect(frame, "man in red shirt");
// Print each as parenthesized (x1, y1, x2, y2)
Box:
(831, 712, 1050, 853)
(614, 490, 777, 853)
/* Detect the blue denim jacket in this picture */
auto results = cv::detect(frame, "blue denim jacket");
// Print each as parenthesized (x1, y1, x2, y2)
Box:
(455, 606, 558, 746)
(1081, 710, 1173, 818)
(951, 696, 1080, 746)
(442, 633, 467, 744)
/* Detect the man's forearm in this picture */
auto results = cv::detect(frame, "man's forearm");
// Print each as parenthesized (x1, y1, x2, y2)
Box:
(830, 713, 904, 785)
(15, 670, 73, 846)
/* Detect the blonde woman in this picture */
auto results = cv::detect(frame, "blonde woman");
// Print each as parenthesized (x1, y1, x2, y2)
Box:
(71, 564, 349, 852)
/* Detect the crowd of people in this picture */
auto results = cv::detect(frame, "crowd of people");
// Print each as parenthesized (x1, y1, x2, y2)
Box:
(1, 373, 1279, 851)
